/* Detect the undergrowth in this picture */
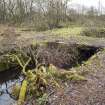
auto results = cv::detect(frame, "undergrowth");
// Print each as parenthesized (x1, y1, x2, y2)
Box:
(9, 54, 86, 105)
(82, 27, 105, 38)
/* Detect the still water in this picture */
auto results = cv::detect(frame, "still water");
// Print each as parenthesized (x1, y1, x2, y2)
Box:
(0, 69, 22, 105)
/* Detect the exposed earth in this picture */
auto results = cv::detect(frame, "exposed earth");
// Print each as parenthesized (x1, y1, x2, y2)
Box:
(47, 50, 105, 105)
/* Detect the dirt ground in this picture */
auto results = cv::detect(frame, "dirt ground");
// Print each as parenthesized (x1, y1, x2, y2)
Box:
(1, 25, 105, 50)
(24, 49, 105, 105)
(44, 50, 105, 105)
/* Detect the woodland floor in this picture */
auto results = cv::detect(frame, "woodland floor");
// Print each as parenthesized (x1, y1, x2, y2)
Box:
(1, 25, 105, 105)
(46, 50, 105, 105)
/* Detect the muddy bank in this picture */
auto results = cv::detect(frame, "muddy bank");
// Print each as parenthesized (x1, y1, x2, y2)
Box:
(0, 40, 100, 72)
(46, 49, 105, 105)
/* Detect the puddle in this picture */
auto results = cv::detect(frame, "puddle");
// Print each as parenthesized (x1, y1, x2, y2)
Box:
(0, 69, 23, 105)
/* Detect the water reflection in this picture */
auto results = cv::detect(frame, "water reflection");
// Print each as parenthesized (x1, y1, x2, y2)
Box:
(0, 69, 23, 105)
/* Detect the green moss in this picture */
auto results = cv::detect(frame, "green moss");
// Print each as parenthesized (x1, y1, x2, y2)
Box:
(0, 55, 13, 72)
(48, 64, 86, 81)
(37, 93, 48, 105)
(18, 80, 27, 105)
(11, 84, 20, 99)
(26, 70, 36, 82)
(66, 74, 86, 81)
(0, 62, 8, 72)
(45, 27, 83, 37)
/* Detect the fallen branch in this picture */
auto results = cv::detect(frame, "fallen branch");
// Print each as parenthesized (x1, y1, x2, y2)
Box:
(17, 80, 27, 105)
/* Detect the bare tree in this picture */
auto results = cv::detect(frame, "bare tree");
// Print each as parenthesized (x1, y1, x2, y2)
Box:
(0, 0, 71, 30)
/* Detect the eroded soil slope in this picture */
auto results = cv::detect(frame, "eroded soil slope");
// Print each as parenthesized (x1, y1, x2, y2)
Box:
(47, 50, 105, 105)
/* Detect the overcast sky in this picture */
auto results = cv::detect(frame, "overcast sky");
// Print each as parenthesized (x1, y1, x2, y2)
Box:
(70, 0, 105, 8)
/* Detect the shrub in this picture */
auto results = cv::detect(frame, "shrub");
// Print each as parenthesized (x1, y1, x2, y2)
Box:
(81, 27, 105, 38)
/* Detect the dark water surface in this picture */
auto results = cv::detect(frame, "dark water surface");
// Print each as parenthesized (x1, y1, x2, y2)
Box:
(0, 69, 22, 105)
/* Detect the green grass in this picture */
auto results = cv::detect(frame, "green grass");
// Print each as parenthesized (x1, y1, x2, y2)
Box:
(45, 27, 83, 37)
(14, 26, 83, 39)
